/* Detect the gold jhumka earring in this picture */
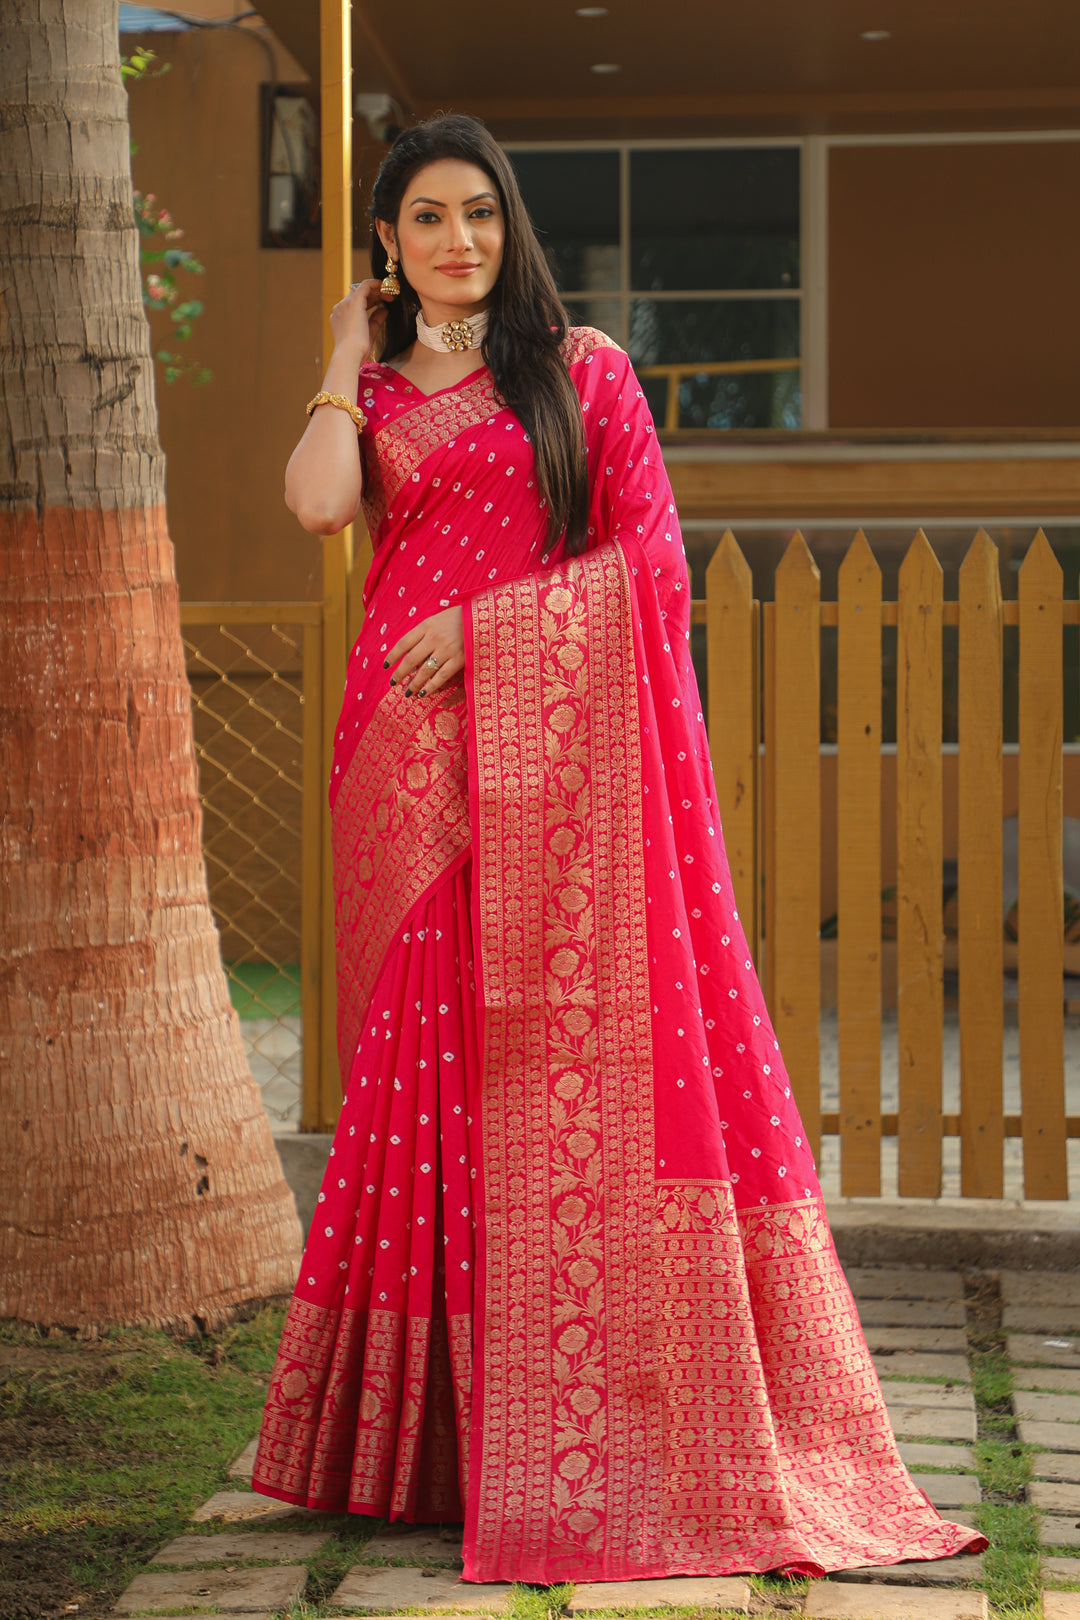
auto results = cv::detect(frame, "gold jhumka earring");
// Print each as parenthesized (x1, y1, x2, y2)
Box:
(380, 257, 401, 298)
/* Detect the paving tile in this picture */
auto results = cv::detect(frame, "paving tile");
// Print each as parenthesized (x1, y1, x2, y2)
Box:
(228, 1438, 259, 1481)
(897, 1443, 977, 1472)
(887, 1407, 977, 1443)
(116, 1564, 307, 1613)
(569, 1577, 751, 1612)
(1043, 1556, 1080, 1585)
(1001, 1272, 1080, 1308)
(909, 1474, 980, 1508)
(873, 1355, 971, 1385)
(191, 1490, 317, 1524)
(1015, 1369, 1080, 1396)
(859, 1302, 966, 1330)
(1006, 1308, 1080, 1334)
(1007, 1335, 1080, 1370)
(122, 1615, 274, 1619)
(1043, 1517, 1080, 1549)
(1018, 1420, 1080, 1453)
(829, 1558, 985, 1589)
(1030, 1481, 1080, 1513)
(1015, 1391, 1080, 1424)
(331, 1566, 512, 1612)
(148, 1530, 331, 1566)
(879, 1383, 975, 1411)
(862, 1329, 968, 1356)
(805, 1578, 988, 1616)
(363, 1529, 464, 1565)
(844, 1269, 964, 1303)
(1036, 1456, 1080, 1485)
(940, 1513, 979, 1531)
(1045, 1596, 1080, 1620)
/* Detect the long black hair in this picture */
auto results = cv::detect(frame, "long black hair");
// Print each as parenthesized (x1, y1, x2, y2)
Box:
(370, 115, 590, 556)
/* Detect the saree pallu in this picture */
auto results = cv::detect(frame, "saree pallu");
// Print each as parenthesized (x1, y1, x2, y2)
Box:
(253, 330, 985, 1581)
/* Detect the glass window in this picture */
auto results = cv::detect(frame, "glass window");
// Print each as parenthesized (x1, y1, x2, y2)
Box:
(629, 148, 800, 292)
(505, 142, 803, 430)
(510, 151, 621, 293)
(629, 298, 801, 430)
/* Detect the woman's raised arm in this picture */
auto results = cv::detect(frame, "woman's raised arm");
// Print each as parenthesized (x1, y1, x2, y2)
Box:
(285, 279, 388, 535)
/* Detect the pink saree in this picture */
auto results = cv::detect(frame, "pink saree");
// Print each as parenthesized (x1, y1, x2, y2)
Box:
(252, 329, 985, 1581)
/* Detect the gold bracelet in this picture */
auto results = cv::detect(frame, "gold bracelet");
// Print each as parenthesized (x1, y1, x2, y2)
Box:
(306, 391, 367, 432)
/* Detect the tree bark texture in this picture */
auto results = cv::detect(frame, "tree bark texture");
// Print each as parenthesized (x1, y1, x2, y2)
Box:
(0, 1, 304, 1331)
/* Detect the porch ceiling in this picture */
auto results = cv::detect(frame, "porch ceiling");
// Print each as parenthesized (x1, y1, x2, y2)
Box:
(254, 0, 1080, 136)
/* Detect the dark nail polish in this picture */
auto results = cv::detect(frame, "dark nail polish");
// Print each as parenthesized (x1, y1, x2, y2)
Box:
(418, 688, 426, 697)
(382, 659, 389, 669)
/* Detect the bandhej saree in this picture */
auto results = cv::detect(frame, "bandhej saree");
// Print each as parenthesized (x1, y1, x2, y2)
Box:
(252, 329, 985, 1582)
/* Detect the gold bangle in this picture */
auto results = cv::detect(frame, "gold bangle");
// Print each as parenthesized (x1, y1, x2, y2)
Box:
(306, 391, 367, 432)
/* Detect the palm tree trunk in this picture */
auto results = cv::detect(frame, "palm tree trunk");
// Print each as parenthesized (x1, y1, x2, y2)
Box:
(0, 0, 304, 1332)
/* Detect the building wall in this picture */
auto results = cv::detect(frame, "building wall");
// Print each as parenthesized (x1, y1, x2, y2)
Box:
(828, 139, 1080, 429)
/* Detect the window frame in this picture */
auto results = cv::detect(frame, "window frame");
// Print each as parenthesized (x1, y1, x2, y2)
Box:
(504, 135, 828, 431)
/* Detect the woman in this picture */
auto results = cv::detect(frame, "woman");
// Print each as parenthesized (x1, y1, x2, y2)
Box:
(252, 115, 984, 1585)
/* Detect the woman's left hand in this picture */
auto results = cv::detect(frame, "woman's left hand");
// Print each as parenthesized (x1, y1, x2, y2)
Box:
(386, 606, 465, 698)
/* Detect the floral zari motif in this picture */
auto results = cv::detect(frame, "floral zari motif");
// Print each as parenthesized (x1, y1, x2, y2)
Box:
(468, 545, 660, 1580)
(332, 683, 471, 1076)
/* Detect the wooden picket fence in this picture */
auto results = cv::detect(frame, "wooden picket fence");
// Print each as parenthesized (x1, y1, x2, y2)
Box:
(700, 527, 1077, 1201)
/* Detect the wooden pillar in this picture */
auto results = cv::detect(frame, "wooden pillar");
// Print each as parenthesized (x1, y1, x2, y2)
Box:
(312, 0, 352, 1131)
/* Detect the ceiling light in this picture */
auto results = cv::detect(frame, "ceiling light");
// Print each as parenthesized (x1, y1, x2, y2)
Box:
(576, 6, 609, 14)
(859, 29, 891, 39)
(590, 62, 621, 73)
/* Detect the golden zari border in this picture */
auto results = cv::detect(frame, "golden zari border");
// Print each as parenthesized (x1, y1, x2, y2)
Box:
(253, 1297, 469, 1519)
(652, 1186, 980, 1572)
(375, 372, 501, 514)
(559, 326, 624, 366)
(331, 683, 471, 1078)
(469, 544, 660, 1579)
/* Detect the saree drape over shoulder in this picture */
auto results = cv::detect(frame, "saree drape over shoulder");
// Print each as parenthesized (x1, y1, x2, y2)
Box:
(253, 330, 985, 1582)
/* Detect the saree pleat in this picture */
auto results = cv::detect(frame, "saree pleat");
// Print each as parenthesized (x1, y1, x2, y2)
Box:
(253, 868, 476, 1518)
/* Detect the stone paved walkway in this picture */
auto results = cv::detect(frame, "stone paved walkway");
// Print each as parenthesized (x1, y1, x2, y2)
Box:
(112, 1261, 1080, 1618)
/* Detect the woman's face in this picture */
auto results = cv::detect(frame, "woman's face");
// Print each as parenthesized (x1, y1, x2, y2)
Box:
(379, 157, 505, 323)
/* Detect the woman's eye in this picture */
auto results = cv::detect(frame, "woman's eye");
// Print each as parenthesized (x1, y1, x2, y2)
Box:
(471, 207, 495, 219)
(414, 211, 440, 224)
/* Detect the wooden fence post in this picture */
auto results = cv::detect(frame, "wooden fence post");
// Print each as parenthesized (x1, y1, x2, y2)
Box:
(771, 534, 821, 1157)
(958, 531, 1004, 1196)
(837, 531, 882, 1195)
(896, 531, 944, 1196)
(1019, 530, 1067, 1198)
(707, 532, 759, 958)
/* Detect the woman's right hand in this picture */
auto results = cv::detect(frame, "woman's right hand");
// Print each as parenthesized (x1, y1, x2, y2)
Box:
(330, 277, 391, 362)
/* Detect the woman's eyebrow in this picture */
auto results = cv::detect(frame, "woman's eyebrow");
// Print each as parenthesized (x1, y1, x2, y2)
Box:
(407, 192, 498, 207)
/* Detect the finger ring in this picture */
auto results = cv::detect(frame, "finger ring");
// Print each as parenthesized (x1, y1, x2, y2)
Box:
(426, 655, 439, 669)
(350, 282, 361, 290)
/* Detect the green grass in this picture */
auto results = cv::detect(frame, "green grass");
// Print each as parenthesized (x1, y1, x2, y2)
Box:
(226, 961, 301, 1019)
(0, 1310, 288, 1617)
(965, 1276, 1045, 1617)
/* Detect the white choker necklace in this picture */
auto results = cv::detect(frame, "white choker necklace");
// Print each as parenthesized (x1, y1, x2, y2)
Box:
(415, 307, 490, 353)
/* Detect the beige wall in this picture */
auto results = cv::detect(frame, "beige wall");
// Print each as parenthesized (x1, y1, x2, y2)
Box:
(126, 27, 379, 602)
(128, 33, 1080, 604)
(829, 140, 1080, 429)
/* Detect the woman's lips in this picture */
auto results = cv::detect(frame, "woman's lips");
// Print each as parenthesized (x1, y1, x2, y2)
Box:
(438, 264, 480, 275)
